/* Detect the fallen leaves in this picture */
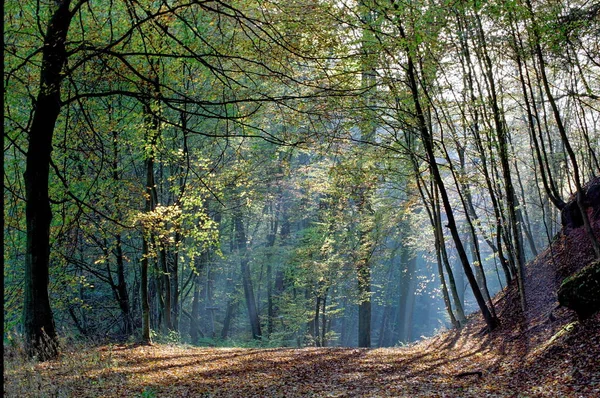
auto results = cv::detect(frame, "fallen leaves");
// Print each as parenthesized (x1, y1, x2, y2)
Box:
(4, 320, 599, 398)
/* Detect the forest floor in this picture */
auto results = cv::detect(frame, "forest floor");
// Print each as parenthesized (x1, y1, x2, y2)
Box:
(5, 221, 600, 397)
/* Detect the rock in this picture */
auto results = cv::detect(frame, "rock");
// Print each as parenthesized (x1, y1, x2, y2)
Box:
(558, 260, 600, 320)
(561, 200, 583, 228)
(561, 177, 600, 229)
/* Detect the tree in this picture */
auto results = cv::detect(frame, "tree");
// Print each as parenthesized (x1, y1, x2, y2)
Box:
(390, 1, 499, 331)
(22, 0, 81, 360)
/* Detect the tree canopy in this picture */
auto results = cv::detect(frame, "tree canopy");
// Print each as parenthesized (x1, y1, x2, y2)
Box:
(4, 0, 600, 360)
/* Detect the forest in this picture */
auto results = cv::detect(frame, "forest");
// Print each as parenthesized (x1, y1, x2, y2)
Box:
(3, 0, 600, 395)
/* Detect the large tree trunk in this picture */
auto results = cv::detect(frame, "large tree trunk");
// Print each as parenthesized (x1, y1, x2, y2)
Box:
(23, 0, 74, 360)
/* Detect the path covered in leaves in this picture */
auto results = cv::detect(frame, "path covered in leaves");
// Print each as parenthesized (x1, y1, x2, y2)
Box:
(5, 310, 599, 398)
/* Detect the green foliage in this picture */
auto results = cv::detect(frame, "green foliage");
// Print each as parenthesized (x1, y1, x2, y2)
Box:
(139, 388, 157, 398)
(153, 330, 182, 345)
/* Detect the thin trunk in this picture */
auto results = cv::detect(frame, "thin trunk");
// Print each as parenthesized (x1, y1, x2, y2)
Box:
(112, 131, 132, 336)
(355, 1, 377, 348)
(395, 248, 416, 343)
(432, 193, 460, 329)
(220, 275, 237, 340)
(513, 149, 539, 258)
(141, 67, 162, 341)
(189, 274, 203, 344)
(510, 20, 565, 210)
(189, 254, 206, 344)
(402, 272, 417, 343)
(449, 143, 495, 316)
(171, 112, 189, 334)
(234, 212, 262, 339)
(314, 295, 321, 346)
(265, 200, 279, 337)
(474, 12, 526, 310)
(524, 0, 600, 258)
(377, 259, 397, 346)
(140, 122, 158, 344)
(159, 247, 172, 332)
(435, 236, 458, 329)
(141, 237, 151, 344)
(115, 235, 132, 336)
(455, 12, 514, 285)
(357, 253, 372, 347)
(171, 249, 179, 333)
(321, 290, 328, 347)
(413, 159, 465, 328)
(397, 16, 498, 331)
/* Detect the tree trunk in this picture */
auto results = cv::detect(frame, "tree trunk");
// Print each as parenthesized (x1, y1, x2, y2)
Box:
(140, 129, 158, 344)
(321, 290, 328, 347)
(111, 131, 132, 337)
(455, 11, 514, 285)
(159, 247, 173, 332)
(115, 234, 132, 336)
(394, 248, 416, 343)
(377, 258, 397, 347)
(314, 295, 321, 346)
(234, 211, 262, 339)
(431, 195, 459, 329)
(357, 257, 371, 348)
(265, 200, 279, 337)
(23, 0, 74, 360)
(171, 247, 179, 333)
(141, 237, 152, 344)
(190, 274, 201, 344)
(220, 276, 237, 340)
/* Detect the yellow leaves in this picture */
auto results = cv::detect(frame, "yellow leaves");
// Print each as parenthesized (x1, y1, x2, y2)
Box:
(134, 204, 182, 242)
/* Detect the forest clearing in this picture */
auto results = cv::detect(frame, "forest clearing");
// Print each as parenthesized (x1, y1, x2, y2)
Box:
(4, 0, 600, 397)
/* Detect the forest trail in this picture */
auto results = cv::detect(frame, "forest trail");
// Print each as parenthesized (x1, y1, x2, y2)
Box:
(5, 220, 600, 397)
